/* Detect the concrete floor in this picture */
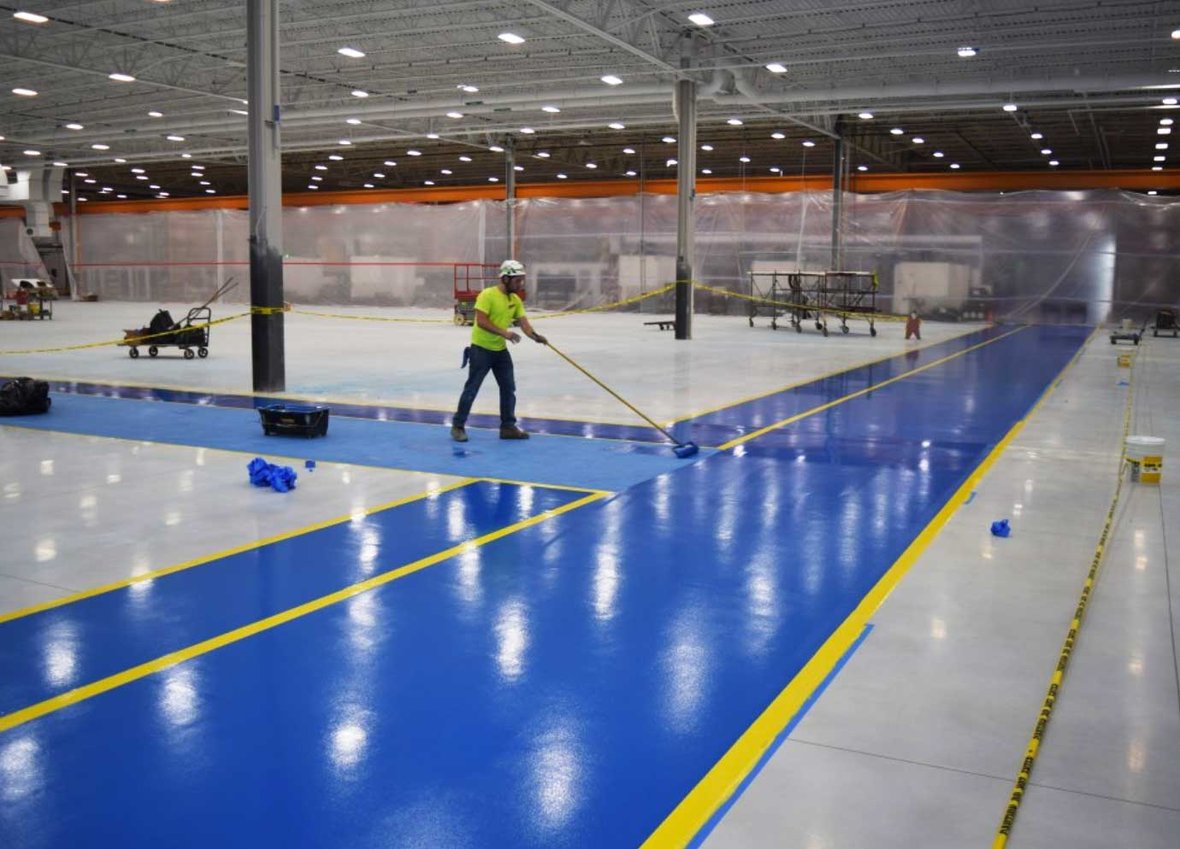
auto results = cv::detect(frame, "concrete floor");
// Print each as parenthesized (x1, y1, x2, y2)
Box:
(1, 302, 1176, 847)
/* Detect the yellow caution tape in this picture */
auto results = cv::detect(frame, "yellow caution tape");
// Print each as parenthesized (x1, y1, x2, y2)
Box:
(992, 340, 1136, 848)
(0, 312, 252, 356)
(290, 309, 453, 325)
(531, 282, 677, 319)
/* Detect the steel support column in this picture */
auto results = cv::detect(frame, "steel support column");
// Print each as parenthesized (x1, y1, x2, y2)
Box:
(247, 0, 285, 392)
(505, 137, 517, 259)
(830, 117, 845, 271)
(674, 66, 697, 340)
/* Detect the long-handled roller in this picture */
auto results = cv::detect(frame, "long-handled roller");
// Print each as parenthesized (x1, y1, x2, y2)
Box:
(546, 342, 699, 458)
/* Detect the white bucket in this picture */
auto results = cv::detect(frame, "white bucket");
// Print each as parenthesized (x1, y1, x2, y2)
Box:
(1126, 435, 1165, 484)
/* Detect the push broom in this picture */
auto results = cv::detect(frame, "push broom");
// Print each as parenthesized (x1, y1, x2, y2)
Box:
(546, 342, 700, 458)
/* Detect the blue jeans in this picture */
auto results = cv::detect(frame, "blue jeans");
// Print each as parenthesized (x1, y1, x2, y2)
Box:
(452, 345, 516, 428)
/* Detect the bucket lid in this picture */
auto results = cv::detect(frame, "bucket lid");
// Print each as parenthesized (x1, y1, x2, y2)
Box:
(1126, 435, 1165, 447)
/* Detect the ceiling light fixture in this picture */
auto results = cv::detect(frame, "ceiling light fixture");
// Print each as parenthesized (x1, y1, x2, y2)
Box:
(351, 90, 369, 98)
(426, 133, 439, 139)
(739, 155, 751, 163)
(148, 110, 163, 118)
(911, 137, 925, 144)
(933, 151, 945, 158)
(585, 162, 597, 169)
(53, 161, 68, 167)
(858, 111, 874, 120)
(688, 13, 714, 26)
(520, 127, 535, 134)
(1049, 160, 1060, 166)
(459, 84, 479, 93)
(1148, 190, 1158, 195)
(666, 159, 677, 167)
(109, 72, 136, 82)
(1163, 97, 1178, 105)
(131, 167, 145, 174)
(329, 154, 344, 160)
(950, 163, 961, 169)
(766, 63, 788, 74)
(556, 173, 567, 179)
(181, 153, 192, 159)
(441, 168, 453, 174)
(337, 47, 365, 58)
(857, 165, 868, 171)
(166, 134, 185, 141)
(1154, 155, 1166, 161)
(14, 11, 49, 23)
(114, 157, 126, 163)
(771, 132, 785, 140)
(1002, 103, 1018, 112)
(489, 145, 505, 152)
(1040, 148, 1052, 155)
(314, 165, 328, 171)
(700, 144, 713, 151)
(541, 105, 560, 113)
(625, 170, 637, 177)
(601, 75, 623, 86)
(91, 143, 110, 150)
(801, 140, 815, 147)
(459, 155, 472, 162)
(1161, 118, 1174, 126)
(535, 152, 550, 158)
(446, 111, 463, 119)
(407, 149, 421, 156)
(12, 87, 38, 96)
(373, 172, 385, 178)
(488, 176, 499, 182)
(609, 122, 626, 130)
(498, 32, 525, 44)
(662, 136, 676, 143)
(1030, 132, 1044, 140)
(346, 118, 362, 125)
(1157, 142, 1169, 149)
(513, 165, 524, 172)
(957, 46, 977, 58)
(23, 149, 41, 156)
(623, 147, 636, 154)
(338, 139, 352, 145)
(363, 183, 374, 188)
(727, 117, 743, 126)
(1161, 127, 1173, 135)
(701, 168, 712, 175)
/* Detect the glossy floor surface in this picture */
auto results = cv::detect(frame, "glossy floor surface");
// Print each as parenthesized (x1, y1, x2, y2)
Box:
(1, 305, 1177, 848)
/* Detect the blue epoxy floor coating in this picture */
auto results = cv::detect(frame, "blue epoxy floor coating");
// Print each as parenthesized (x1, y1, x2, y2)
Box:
(0, 325, 1091, 848)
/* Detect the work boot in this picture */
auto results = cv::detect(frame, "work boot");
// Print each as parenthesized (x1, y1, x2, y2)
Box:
(499, 425, 529, 440)
(451, 425, 468, 443)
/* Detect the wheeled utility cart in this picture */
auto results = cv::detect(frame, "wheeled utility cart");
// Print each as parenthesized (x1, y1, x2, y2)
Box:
(452, 263, 499, 326)
(122, 305, 211, 359)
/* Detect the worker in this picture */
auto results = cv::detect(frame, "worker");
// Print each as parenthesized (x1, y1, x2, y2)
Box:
(451, 259, 548, 442)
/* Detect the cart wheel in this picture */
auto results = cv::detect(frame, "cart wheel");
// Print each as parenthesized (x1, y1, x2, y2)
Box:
(870, 326, 877, 337)
(129, 347, 139, 359)
(1133, 337, 1140, 346)
(148, 346, 158, 357)
(184, 348, 195, 359)
(748, 317, 754, 327)
(815, 321, 824, 331)
(822, 326, 829, 337)
(453, 311, 466, 326)
(841, 325, 849, 334)
(771, 319, 777, 330)
(198, 347, 208, 358)
(1110, 337, 1117, 345)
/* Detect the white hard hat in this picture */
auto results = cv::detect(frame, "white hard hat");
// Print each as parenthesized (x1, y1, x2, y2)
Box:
(499, 259, 526, 277)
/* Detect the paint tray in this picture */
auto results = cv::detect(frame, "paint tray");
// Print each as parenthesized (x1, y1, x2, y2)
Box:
(258, 404, 330, 438)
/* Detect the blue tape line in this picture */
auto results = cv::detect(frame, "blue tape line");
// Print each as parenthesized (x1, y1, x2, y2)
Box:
(686, 623, 876, 849)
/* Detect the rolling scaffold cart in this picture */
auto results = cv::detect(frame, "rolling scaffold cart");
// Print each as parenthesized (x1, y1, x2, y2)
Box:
(747, 270, 878, 336)
(452, 263, 500, 326)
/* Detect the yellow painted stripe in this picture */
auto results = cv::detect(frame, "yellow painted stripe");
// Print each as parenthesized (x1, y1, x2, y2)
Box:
(717, 327, 1027, 451)
(993, 329, 1132, 848)
(0, 477, 479, 624)
(0, 490, 606, 734)
(671, 324, 986, 425)
(643, 325, 1089, 849)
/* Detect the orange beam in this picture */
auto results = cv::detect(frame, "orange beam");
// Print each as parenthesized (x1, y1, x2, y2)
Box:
(0, 206, 28, 218)
(47, 169, 1180, 216)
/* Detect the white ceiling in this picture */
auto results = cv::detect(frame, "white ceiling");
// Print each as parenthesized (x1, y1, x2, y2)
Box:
(1, 0, 1177, 199)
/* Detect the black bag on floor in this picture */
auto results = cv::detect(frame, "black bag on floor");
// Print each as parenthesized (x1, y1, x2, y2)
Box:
(0, 377, 51, 416)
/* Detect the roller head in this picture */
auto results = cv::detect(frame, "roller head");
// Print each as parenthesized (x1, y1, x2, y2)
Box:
(673, 442, 699, 459)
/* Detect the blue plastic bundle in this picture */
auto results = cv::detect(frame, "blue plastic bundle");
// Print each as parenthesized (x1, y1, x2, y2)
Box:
(247, 457, 298, 492)
(990, 519, 1011, 538)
